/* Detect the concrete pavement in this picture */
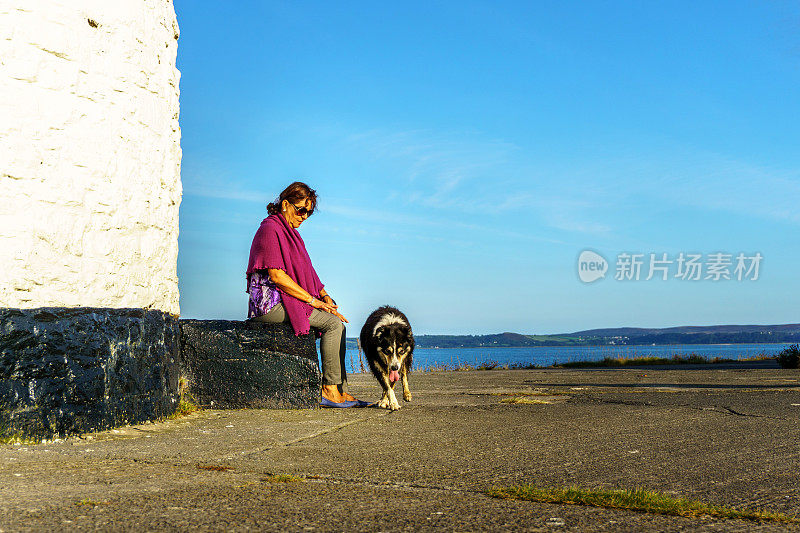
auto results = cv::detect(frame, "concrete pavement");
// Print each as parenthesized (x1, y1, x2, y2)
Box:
(1, 366, 799, 531)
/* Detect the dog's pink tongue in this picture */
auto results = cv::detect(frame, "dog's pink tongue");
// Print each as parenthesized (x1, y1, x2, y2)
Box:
(389, 370, 400, 383)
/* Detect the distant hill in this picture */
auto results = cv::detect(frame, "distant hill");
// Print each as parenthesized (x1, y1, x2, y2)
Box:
(345, 323, 800, 349)
(556, 324, 800, 346)
(563, 324, 800, 337)
(413, 332, 587, 348)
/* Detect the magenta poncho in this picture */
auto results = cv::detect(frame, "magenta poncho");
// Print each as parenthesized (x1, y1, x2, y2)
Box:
(246, 213, 324, 335)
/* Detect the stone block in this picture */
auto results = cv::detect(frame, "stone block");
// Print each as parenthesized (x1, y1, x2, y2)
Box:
(179, 320, 321, 409)
(0, 307, 181, 441)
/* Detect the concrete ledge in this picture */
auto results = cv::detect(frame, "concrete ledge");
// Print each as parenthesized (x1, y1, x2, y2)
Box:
(0, 307, 180, 441)
(179, 320, 321, 409)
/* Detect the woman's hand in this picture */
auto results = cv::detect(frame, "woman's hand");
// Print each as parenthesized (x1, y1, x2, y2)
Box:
(321, 294, 337, 309)
(312, 297, 348, 323)
(267, 269, 348, 323)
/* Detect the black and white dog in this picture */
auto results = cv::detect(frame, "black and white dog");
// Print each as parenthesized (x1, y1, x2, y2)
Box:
(359, 306, 414, 411)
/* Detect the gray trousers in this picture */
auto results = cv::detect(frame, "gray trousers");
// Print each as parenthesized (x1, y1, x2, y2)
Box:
(253, 303, 348, 391)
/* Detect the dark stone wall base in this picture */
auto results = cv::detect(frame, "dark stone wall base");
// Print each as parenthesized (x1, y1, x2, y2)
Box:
(0, 307, 181, 441)
(179, 320, 321, 409)
(1, 311, 323, 441)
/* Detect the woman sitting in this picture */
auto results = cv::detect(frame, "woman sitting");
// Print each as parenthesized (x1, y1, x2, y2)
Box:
(246, 181, 368, 408)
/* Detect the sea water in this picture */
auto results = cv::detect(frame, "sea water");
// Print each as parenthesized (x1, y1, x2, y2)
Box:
(342, 343, 793, 373)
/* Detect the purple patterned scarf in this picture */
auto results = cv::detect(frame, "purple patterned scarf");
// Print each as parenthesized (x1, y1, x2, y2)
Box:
(246, 213, 324, 335)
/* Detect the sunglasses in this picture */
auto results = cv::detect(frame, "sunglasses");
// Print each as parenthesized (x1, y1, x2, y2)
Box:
(291, 203, 314, 216)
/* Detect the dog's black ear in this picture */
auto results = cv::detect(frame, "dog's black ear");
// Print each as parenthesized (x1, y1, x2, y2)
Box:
(375, 327, 390, 346)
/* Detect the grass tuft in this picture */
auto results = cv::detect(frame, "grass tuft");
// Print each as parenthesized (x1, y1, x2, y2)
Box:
(168, 377, 201, 419)
(486, 484, 796, 523)
(557, 354, 732, 369)
(0, 434, 40, 445)
(425, 362, 450, 372)
(500, 397, 552, 405)
(496, 391, 571, 397)
(263, 474, 304, 483)
(197, 464, 234, 472)
(778, 344, 800, 369)
(169, 396, 201, 419)
(76, 498, 108, 507)
(507, 362, 542, 370)
(419, 352, 777, 373)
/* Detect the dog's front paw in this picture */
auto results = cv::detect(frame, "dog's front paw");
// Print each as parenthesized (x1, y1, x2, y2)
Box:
(389, 399, 401, 411)
(403, 391, 412, 402)
(377, 396, 391, 410)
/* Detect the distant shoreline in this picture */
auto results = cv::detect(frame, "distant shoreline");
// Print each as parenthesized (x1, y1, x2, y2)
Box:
(344, 324, 800, 350)
(346, 341, 794, 350)
(345, 335, 799, 350)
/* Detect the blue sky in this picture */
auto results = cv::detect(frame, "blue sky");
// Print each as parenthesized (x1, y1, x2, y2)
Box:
(174, 1, 799, 335)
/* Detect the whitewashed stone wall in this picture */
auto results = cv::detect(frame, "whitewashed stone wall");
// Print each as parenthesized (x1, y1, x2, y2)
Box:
(0, 0, 182, 315)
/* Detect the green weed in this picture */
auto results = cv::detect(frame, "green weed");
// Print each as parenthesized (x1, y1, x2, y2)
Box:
(0, 434, 40, 445)
(486, 484, 795, 522)
(76, 498, 108, 507)
(500, 397, 552, 405)
(778, 344, 800, 369)
(556, 354, 736, 369)
(197, 464, 234, 472)
(168, 377, 201, 419)
(263, 474, 304, 483)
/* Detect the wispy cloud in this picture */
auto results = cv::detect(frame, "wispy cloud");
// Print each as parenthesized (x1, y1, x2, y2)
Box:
(334, 126, 621, 240)
(500, 192, 615, 236)
(621, 147, 800, 226)
(181, 157, 267, 204)
(185, 124, 800, 241)
(319, 201, 571, 245)
(681, 164, 800, 226)
(340, 128, 520, 206)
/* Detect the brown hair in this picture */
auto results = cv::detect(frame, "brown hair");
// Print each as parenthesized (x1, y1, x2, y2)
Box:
(266, 181, 317, 216)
